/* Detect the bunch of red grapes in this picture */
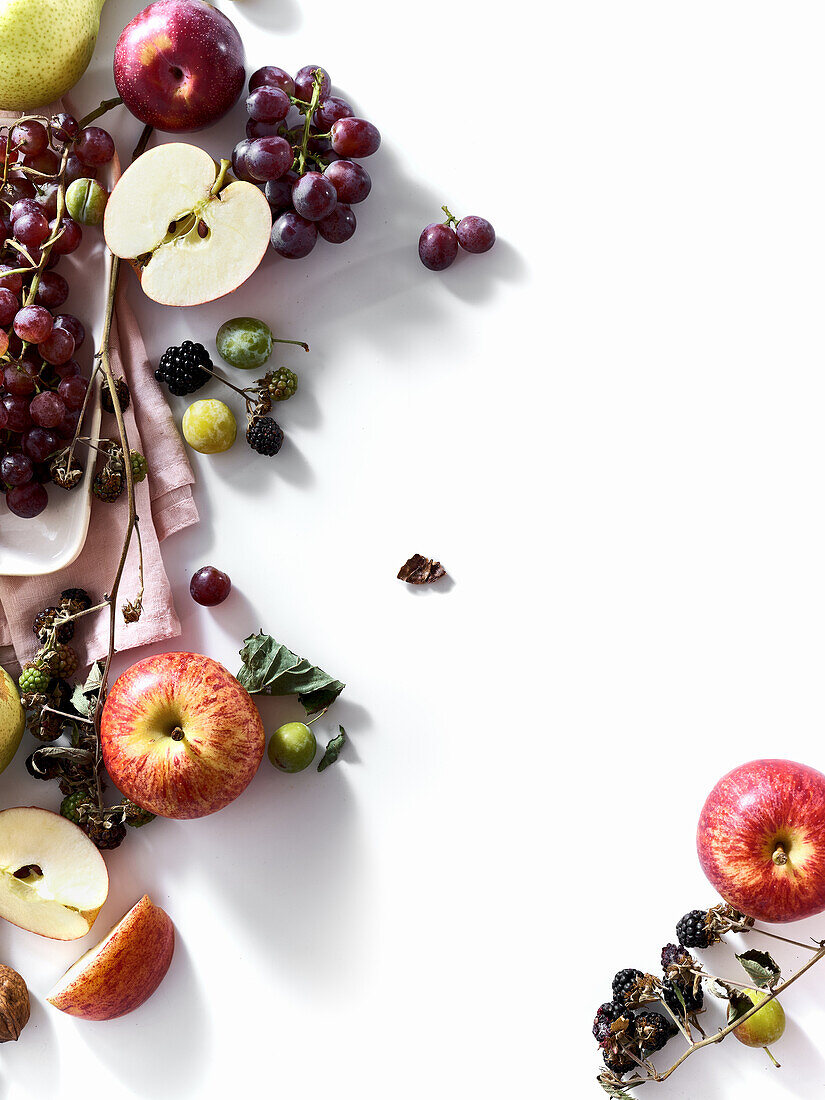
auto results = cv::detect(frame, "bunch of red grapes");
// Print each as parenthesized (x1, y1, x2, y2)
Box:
(232, 64, 381, 260)
(0, 115, 115, 520)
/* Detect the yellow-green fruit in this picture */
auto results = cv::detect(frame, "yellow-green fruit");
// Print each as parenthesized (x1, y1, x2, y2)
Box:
(0, 667, 25, 774)
(0, 0, 107, 110)
(733, 989, 785, 1048)
(182, 399, 237, 454)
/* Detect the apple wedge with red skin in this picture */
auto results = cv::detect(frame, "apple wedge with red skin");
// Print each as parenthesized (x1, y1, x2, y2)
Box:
(101, 652, 264, 819)
(697, 758, 825, 923)
(47, 895, 174, 1020)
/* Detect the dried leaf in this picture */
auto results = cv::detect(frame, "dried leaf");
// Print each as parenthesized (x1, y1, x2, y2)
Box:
(70, 661, 104, 718)
(597, 1076, 637, 1098)
(318, 726, 347, 772)
(726, 989, 754, 1026)
(237, 632, 345, 715)
(397, 554, 447, 584)
(736, 949, 781, 988)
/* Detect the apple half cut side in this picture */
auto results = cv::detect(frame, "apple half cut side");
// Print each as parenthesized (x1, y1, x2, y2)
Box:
(0, 807, 108, 940)
(47, 894, 175, 1021)
(103, 143, 271, 307)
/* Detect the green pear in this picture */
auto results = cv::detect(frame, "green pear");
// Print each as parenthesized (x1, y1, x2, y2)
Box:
(0, 0, 106, 110)
(0, 666, 24, 774)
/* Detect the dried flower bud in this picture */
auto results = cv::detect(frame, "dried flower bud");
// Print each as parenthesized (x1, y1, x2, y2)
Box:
(397, 554, 447, 584)
(0, 965, 30, 1042)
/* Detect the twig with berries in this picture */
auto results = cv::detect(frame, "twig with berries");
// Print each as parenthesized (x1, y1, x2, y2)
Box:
(594, 903, 825, 1094)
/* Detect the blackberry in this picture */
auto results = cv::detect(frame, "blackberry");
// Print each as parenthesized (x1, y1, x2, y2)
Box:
(93, 469, 124, 503)
(612, 968, 644, 1006)
(60, 587, 92, 613)
(262, 367, 297, 402)
(33, 605, 74, 644)
(129, 450, 148, 483)
(676, 909, 714, 949)
(661, 943, 694, 971)
(662, 976, 704, 1016)
(42, 645, 78, 679)
(246, 415, 284, 456)
(634, 1011, 678, 1056)
(25, 749, 61, 781)
(154, 340, 212, 396)
(18, 665, 50, 696)
(83, 817, 127, 851)
(122, 799, 156, 828)
(101, 376, 131, 414)
(593, 1001, 634, 1044)
(602, 1044, 638, 1077)
(60, 790, 94, 825)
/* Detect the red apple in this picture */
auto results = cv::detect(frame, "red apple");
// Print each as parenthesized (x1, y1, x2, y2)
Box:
(113, 0, 245, 133)
(47, 895, 174, 1020)
(100, 652, 264, 819)
(697, 759, 825, 923)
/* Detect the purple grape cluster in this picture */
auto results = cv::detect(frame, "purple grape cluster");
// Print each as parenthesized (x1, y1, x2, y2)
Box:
(233, 65, 380, 261)
(0, 115, 115, 520)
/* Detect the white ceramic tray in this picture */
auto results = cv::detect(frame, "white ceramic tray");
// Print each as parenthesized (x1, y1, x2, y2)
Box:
(0, 160, 119, 576)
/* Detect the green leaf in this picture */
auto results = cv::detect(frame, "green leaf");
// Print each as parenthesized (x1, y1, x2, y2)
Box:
(318, 726, 347, 772)
(726, 989, 754, 1026)
(237, 632, 345, 715)
(736, 949, 781, 988)
(70, 661, 104, 717)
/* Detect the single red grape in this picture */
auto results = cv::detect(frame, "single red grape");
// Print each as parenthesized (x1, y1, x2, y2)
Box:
(418, 223, 458, 270)
(270, 211, 318, 259)
(0, 452, 33, 486)
(264, 173, 298, 216)
(53, 314, 85, 348)
(38, 326, 75, 365)
(6, 481, 47, 518)
(57, 374, 87, 411)
(456, 216, 496, 253)
(330, 118, 381, 158)
(14, 210, 50, 249)
(231, 140, 257, 183)
(291, 172, 337, 221)
(51, 114, 79, 145)
(323, 160, 371, 204)
(294, 65, 331, 102)
(0, 266, 23, 294)
(22, 427, 59, 463)
(75, 126, 115, 167)
(249, 66, 295, 97)
(246, 136, 294, 182)
(247, 87, 291, 123)
(3, 362, 37, 395)
(50, 216, 82, 254)
(14, 305, 53, 344)
(35, 272, 69, 310)
(317, 204, 356, 244)
(313, 96, 353, 130)
(190, 565, 232, 606)
(30, 391, 66, 428)
(11, 120, 48, 156)
(65, 156, 96, 185)
(2, 394, 32, 432)
(246, 118, 285, 141)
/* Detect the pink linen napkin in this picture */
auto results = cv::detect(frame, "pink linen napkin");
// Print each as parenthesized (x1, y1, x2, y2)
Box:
(0, 285, 199, 676)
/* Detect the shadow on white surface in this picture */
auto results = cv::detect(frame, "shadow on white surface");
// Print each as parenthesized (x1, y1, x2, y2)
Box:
(233, 0, 302, 33)
(73, 932, 212, 1096)
(1, 993, 60, 1097)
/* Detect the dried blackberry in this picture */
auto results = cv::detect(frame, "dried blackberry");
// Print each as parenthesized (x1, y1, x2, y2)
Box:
(83, 817, 127, 851)
(676, 909, 714, 949)
(246, 415, 284, 456)
(42, 645, 78, 679)
(101, 376, 131, 414)
(593, 1001, 634, 1044)
(612, 968, 644, 1006)
(25, 749, 61, 781)
(60, 790, 95, 825)
(602, 1043, 639, 1077)
(32, 605, 74, 644)
(122, 799, 156, 828)
(60, 587, 92, 613)
(635, 1011, 678, 1056)
(154, 341, 212, 396)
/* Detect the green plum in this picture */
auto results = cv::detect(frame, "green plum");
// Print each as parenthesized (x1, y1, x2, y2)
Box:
(734, 989, 785, 1063)
(65, 177, 108, 226)
(216, 317, 273, 370)
(181, 399, 236, 454)
(267, 721, 317, 773)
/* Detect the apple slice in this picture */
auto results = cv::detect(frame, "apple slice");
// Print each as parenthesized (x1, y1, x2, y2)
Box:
(47, 895, 175, 1020)
(103, 142, 271, 307)
(0, 807, 108, 940)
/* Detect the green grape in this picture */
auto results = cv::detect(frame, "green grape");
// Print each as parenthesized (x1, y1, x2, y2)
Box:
(65, 178, 108, 226)
(267, 722, 317, 773)
(216, 317, 273, 370)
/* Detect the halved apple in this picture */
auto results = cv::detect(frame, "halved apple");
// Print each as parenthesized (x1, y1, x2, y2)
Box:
(47, 894, 175, 1020)
(0, 807, 108, 940)
(103, 143, 271, 307)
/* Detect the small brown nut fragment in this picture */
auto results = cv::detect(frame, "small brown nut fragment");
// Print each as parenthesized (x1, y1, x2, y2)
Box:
(397, 554, 447, 584)
(0, 965, 30, 1042)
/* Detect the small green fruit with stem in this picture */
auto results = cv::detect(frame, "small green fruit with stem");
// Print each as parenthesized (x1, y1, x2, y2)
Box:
(267, 721, 317, 773)
(733, 988, 785, 1066)
(216, 317, 309, 370)
(66, 178, 109, 226)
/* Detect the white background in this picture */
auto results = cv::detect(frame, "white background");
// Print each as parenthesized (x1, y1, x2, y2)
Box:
(2, 1, 825, 1097)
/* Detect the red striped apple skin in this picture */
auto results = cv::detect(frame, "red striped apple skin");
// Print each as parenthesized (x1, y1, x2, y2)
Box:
(697, 759, 825, 923)
(47, 895, 174, 1020)
(101, 652, 264, 819)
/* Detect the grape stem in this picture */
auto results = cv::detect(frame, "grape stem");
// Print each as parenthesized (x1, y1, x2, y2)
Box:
(441, 206, 459, 228)
(296, 70, 327, 177)
(77, 97, 124, 129)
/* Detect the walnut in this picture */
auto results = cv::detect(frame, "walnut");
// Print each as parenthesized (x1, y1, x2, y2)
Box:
(0, 965, 30, 1041)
